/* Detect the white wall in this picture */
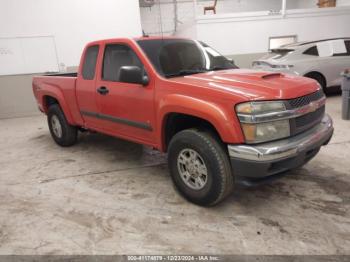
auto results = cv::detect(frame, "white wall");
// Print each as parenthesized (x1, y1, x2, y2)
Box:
(288, 0, 350, 9)
(197, 0, 283, 13)
(291, 0, 318, 9)
(0, 0, 142, 68)
(338, 0, 350, 6)
(140, 0, 195, 35)
(140, 0, 284, 35)
(140, 1, 350, 70)
(141, 0, 350, 37)
(195, 7, 350, 56)
(0, 0, 142, 119)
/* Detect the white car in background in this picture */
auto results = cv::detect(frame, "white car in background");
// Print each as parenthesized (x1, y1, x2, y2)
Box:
(252, 38, 350, 93)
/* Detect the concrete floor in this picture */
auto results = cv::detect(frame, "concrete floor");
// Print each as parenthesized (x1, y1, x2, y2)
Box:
(0, 95, 349, 255)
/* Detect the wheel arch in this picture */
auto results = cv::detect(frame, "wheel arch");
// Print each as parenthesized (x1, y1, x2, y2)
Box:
(41, 90, 75, 125)
(158, 95, 244, 152)
(162, 113, 222, 152)
(304, 71, 327, 89)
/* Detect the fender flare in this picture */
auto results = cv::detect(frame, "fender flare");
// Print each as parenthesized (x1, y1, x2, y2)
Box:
(39, 84, 75, 125)
(157, 94, 243, 150)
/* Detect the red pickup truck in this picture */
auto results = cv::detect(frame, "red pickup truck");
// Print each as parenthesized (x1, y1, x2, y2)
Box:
(33, 37, 334, 206)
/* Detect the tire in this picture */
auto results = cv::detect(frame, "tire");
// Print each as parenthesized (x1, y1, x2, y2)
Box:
(168, 129, 234, 206)
(305, 72, 327, 94)
(47, 104, 77, 147)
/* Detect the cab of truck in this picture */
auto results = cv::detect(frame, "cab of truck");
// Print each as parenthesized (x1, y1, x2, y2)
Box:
(33, 37, 334, 206)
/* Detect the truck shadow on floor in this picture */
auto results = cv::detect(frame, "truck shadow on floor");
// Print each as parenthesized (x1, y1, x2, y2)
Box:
(31, 130, 349, 216)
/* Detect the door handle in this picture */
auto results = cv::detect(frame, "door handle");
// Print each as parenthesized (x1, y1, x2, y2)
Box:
(97, 86, 109, 95)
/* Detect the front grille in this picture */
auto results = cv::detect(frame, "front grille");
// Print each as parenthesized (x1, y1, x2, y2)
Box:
(294, 106, 325, 134)
(288, 89, 325, 108)
(287, 89, 326, 136)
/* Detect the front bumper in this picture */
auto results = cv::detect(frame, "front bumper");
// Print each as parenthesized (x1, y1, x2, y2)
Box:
(228, 114, 333, 182)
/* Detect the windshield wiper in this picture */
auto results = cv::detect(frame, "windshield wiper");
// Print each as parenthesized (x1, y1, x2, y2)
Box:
(165, 69, 207, 78)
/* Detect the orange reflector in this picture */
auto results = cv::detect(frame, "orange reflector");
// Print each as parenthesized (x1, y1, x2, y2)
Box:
(241, 124, 256, 142)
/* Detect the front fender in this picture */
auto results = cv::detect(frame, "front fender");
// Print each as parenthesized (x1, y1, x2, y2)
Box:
(158, 94, 244, 150)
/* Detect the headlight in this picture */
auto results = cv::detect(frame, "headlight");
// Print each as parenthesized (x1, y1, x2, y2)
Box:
(236, 101, 286, 114)
(241, 120, 290, 144)
(236, 101, 290, 143)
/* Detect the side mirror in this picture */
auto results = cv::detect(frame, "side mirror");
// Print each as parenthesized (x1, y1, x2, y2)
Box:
(119, 66, 149, 86)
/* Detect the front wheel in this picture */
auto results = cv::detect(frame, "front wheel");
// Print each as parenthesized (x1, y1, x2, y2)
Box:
(168, 129, 234, 206)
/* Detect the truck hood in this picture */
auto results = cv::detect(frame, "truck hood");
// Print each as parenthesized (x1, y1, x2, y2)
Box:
(168, 69, 319, 101)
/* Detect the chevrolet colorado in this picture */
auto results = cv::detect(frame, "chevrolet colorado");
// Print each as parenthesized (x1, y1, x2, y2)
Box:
(32, 37, 334, 206)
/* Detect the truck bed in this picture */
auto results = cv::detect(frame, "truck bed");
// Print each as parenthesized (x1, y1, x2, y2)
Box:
(45, 72, 77, 77)
(32, 74, 83, 126)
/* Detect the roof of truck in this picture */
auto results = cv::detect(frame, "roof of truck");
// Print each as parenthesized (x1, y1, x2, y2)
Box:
(133, 36, 188, 41)
(86, 36, 190, 46)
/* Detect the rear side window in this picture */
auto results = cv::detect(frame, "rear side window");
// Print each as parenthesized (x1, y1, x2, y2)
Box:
(102, 44, 142, 82)
(82, 45, 99, 80)
(303, 46, 319, 56)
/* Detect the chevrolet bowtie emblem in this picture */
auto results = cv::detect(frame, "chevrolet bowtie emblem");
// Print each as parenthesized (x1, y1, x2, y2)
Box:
(309, 101, 319, 112)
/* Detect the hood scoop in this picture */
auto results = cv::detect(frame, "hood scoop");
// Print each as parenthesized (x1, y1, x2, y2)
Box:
(261, 73, 283, 79)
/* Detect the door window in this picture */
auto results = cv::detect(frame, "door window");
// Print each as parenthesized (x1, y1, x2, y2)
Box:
(102, 44, 143, 82)
(82, 45, 99, 80)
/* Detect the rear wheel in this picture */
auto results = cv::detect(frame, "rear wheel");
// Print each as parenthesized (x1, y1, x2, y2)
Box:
(47, 104, 77, 147)
(168, 129, 234, 206)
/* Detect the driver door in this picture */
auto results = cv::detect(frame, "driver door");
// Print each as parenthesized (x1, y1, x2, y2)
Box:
(94, 43, 156, 144)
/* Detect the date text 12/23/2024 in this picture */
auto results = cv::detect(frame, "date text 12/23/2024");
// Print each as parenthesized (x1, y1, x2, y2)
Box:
(127, 256, 220, 261)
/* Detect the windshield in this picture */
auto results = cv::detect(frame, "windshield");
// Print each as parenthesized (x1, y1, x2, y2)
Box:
(137, 39, 237, 78)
